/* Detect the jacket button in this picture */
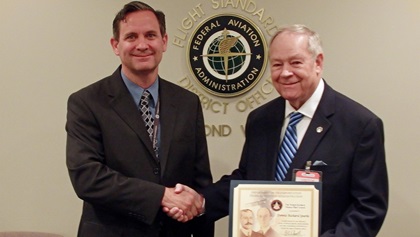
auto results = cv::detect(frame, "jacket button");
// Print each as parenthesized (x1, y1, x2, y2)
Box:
(153, 168, 160, 175)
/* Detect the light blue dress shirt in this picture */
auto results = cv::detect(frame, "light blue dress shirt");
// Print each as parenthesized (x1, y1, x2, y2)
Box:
(121, 71, 161, 153)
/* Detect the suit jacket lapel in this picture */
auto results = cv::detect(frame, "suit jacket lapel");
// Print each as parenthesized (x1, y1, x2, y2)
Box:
(287, 84, 335, 180)
(105, 67, 157, 159)
(156, 79, 177, 174)
(264, 98, 286, 179)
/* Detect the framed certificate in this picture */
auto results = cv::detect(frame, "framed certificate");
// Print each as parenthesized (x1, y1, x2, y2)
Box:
(229, 181, 321, 237)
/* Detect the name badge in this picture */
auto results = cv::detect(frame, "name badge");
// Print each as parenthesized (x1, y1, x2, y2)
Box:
(292, 161, 323, 182)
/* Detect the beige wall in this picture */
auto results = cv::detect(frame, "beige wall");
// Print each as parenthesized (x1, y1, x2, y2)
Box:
(1, 0, 419, 236)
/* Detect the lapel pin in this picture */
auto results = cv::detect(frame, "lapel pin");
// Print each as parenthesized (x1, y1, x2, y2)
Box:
(316, 127, 323, 133)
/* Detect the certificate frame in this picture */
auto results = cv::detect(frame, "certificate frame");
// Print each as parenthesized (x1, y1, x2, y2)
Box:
(229, 181, 322, 237)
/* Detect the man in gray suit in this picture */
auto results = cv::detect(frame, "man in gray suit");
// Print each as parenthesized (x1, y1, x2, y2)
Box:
(171, 24, 388, 237)
(66, 1, 212, 237)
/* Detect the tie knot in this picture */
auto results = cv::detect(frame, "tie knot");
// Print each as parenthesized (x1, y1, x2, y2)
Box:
(140, 90, 152, 106)
(289, 112, 303, 126)
(141, 89, 151, 99)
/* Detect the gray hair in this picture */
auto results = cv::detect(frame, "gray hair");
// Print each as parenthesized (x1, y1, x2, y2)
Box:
(270, 24, 323, 59)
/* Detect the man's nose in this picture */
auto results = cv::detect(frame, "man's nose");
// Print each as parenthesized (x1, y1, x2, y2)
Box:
(281, 68, 293, 77)
(136, 37, 148, 50)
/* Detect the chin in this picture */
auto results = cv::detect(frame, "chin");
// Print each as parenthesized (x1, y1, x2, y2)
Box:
(279, 93, 296, 101)
(134, 66, 157, 72)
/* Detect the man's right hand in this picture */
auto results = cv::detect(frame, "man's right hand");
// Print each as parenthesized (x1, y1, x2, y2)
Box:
(161, 184, 204, 222)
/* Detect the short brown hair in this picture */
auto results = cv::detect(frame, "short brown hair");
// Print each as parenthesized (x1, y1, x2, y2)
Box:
(112, 1, 166, 40)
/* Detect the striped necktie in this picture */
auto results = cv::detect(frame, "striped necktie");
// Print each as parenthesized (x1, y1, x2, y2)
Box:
(275, 112, 304, 181)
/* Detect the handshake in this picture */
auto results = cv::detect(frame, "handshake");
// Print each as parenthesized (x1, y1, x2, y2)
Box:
(161, 183, 205, 223)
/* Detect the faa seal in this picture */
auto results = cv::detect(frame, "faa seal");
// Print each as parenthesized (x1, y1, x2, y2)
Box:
(187, 14, 267, 98)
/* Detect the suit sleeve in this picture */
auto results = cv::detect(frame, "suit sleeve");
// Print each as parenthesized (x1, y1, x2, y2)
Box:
(192, 101, 213, 191)
(200, 112, 255, 222)
(191, 99, 215, 237)
(321, 117, 388, 237)
(66, 92, 164, 225)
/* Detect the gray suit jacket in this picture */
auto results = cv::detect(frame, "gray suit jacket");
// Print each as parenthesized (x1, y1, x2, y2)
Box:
(66, 67, 213, 237)
(203, 82, 388, 237)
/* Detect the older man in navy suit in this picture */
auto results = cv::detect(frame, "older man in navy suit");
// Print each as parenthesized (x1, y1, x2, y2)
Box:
(170, 24, 388, 237)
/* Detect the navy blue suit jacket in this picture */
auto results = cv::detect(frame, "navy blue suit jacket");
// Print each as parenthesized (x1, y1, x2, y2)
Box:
(203, 82, 388, 237)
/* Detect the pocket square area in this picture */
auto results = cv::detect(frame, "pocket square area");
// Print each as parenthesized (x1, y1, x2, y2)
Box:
(313, 160, 328, 166)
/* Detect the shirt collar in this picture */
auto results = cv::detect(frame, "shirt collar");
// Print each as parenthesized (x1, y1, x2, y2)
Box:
(285, 78, 324, 119)
(121, 71, 159, 107)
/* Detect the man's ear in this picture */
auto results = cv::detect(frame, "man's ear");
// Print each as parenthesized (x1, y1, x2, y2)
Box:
(110, 37, 120, 56)
(315, 53, 324, 75)
(162, 33, 168, 52)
